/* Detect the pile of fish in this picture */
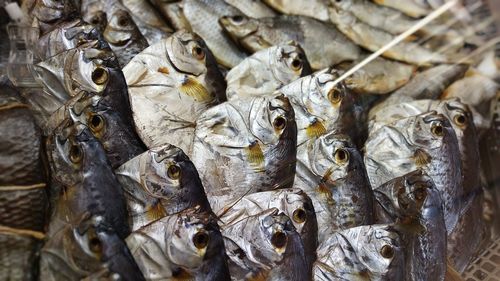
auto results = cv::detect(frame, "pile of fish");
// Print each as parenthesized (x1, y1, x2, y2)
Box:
(1, 0, 499, 280)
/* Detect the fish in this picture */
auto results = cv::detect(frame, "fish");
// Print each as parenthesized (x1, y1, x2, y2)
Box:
(373, 170, 447, 281)
(370, 0, 432, 18)
(126, 207, 231, 281)
(313, 224, 405, 281)
(339, 56, 416, 95)
(278, 68, 357, 145)
(123, 30, 226, 153)
(262, 0, 330, 21)
(294, 132, 374, 245)
(103, 9, 150, 67)
(219, 14, 362, 70)
(327, 6, 448, 65)
(46, 92, 146, 168)
(22, 0, 79, 34)
(364, 111, 463, 235)
(152, 0, 192, 31)
(191, 94, 297, 214)
(226, 42, 312, 100)
(115, 144, 212, 231)
(46, 123, 130, 239)
(222, 208, 311, 281)
(224, 0, 277, 18)
(0, 226, 45, 281)
(40, 214, 145, 281)
(217, 188, 317, 268)
(183, 0, 247, 68)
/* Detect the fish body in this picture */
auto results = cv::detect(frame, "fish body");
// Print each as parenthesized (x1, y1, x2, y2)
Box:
(183, 0, 247, 68)
(370, 0, 432, 18)
(294, 132, 374, 244)
(364, 112, 463, 234)
(226, 43, 312, 100)
(23, 0, 79, 34)
(224, 0, 277, 18)
(152, 0, 192, 31)
(191, 94, 297, 214)
(219, 14, 362, 70)
(313, 224, 405, 281)
(126, 208, 231, 281)
(115, 144, 211, 231)
(121, 0, 174, 43)
(123, 30, 226, 152)
(263, 0, 330, 21)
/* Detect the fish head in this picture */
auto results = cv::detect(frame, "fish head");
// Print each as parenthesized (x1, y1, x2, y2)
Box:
(31, 0, 78, 25)
(404, 111, 456, 151)
(103, 9, 140, 46)
(87, 10, 108, 32)
(219, 14, 259, 41)
(270, 42, 312, 85)
(281, 190, 317, 243)
(257, 209, 296, 262)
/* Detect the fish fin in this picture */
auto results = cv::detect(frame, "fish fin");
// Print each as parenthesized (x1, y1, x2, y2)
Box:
(246, 269, 270, 281)
(306, 120, 327, 138)
(145, 203, 166, 221)
(413, 149, 431, 167)
(245, 143, 265, 168)
(171, 267, 195, 281)
(316, 169, 335, 205)
(178, 77, 213, 102)
(157, 66, 169, 74)
(445, 261, 464, 281)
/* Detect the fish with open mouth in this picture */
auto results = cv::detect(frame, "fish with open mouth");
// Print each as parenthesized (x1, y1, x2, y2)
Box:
(40, 214, 145, 281)
(46, 123, 130, 239)
(313, 224, 405, 281)
(373, 170, 447, 281)
(217, 188, 317, 268)
(123, 30, 226, 153)
(222, 208, 311, 281)
(364, 111, 462, 235)
(219, 14, 362, 70)
(191, 94, 297, 214)
(126, 207, 231, 281)
(115, 144, 212, 231)
(226, 42, 312, 100)
(294, 132, 374, 245)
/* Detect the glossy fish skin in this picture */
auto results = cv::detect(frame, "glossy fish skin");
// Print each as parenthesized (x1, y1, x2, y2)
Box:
(295, 132, 374, 245)
(126, 208, 231, 281)
(371, 0, 431, 18)
(222, 208, 310, 281)
(279, 68, 357, 145)
(124, 30, 226, 153)
(224, 0, 277, 18)
(192, 94, 297, 214)
(226, 43, 312, 100)
(46, 124, 129, 239)
(313, 224, 405, 281)
(121, 0, 174, 43)
(115, 144, 212, 231)
(183, 0, 247, 68)
(40, 214, 145, 281)
(262, 0, 330, 21)
(153, 0, 192, 31)
(327, 6, 447, 65)
(23, 0, 79, 34)
(219, 14, 362, 70)
(373, 170, 447, 281)
(364, 112, 462, 235)
(217, 188, 317, 268)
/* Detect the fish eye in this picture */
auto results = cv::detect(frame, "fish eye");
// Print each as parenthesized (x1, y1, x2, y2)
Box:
(69, 144, 83, 164)
(271, 231, 287, 249)
(87, 230, 102, 255)
(292, 208, 307, 224)
(117, 14, 130, 26)
(92, 67, 109, 85)
(232, 15, 244, 23)
(334, 148, 349, 164)
(453, 114, 467, 127)
(431, 122, 444, 137)
(273, 116, 287, 130)
(414, 188, 427, 201)
(191, 45, 205, 60)
(328, 88, 342, 104)
(167, 164, 181, 180)
(192, 231, 210, 249)
(290, 58, 303, 71)
(380, 245, 394, 259)
(88, 114, 105, 133)
(90, 16, 101, 25)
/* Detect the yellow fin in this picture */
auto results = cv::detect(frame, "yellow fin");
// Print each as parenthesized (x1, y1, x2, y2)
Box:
(157, 66, 169, 74)
(178, 77, 213, 102)
(245, 142, 265, 168)
(413, 149, 431, 167)
(146, 203, 166, 221)
(306, 120, 327, 138)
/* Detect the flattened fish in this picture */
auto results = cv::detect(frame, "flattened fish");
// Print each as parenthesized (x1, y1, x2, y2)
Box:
(370, 0, 432, 18)
(263, 0, 330, 21)
(225, 0, 277, 18)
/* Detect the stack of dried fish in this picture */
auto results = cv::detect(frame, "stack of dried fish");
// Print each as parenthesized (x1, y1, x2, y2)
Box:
(0, 0, 499, 280)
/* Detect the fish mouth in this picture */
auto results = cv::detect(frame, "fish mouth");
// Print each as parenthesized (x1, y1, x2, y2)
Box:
(178, 77, 214, 102)
(103, 30, 131, 46)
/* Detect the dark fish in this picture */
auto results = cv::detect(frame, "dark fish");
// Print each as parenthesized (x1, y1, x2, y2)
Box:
(115, 144, 212, 231)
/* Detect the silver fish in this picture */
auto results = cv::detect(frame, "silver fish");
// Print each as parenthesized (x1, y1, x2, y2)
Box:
(224, 0, 277, 18)
(262, 0, 330, 21)
(123, 30, 226, 153)
(183, 0, 247, 68)
(226, 43, 312, 100)
(191, 94, 297, 214)
(40, 214, 145, 281)
(126, 207, 231, 281)
(115, 144, 211, 231)
(371, 0, 432, 18)
(364, 112, 462, 234)
(222, 208, 311, 281)
(313, 224, 405, 281)
(217, 188, 317, 268)
(22, 0, 79, 34)
(294, 132, 374, 245)
(373, 170, 447, 281)
(328, 6, 448, 65)
(219, 14, 362, 70)
(152, 0, 192, 31)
